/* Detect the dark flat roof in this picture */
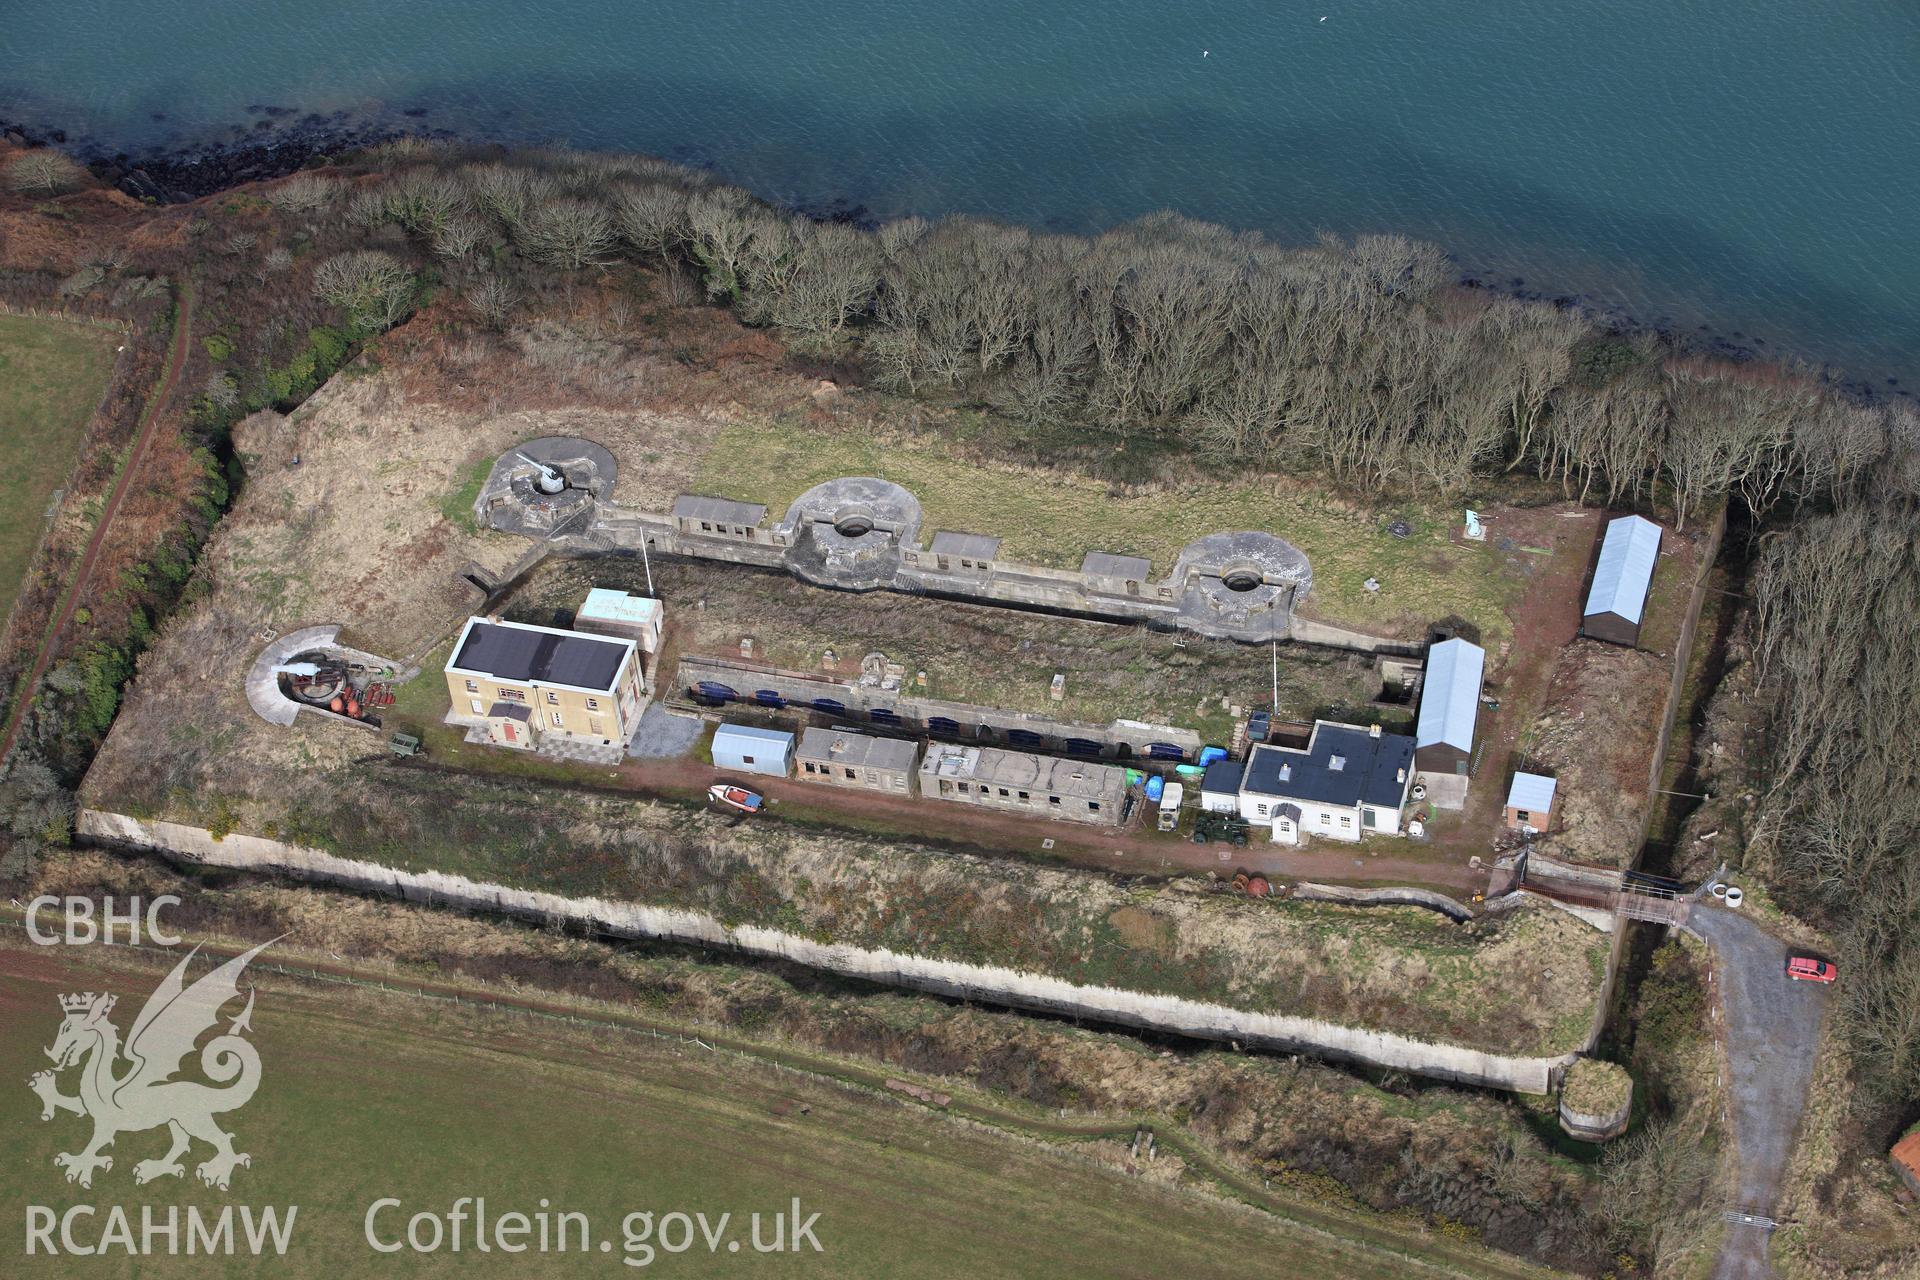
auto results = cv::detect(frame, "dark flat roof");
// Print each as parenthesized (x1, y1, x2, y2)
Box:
(453, 620, 627, 691)
(1201, 760, 1245, 794)
(1242, 722, 1413, 809)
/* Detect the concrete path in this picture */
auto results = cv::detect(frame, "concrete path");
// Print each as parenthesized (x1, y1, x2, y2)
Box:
(1686, 903, 1832, 1280)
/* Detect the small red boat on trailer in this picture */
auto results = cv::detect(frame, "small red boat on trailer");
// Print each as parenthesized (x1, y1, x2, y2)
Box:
(707, 784, 764, 814)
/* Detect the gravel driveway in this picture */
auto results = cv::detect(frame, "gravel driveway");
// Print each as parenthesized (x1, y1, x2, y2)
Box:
(1686, 903, 1832, 1280)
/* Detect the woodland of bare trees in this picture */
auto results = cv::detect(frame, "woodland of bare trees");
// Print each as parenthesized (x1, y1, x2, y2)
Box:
(1750, 494, 1920, 1114)
(327, 145, 1917, 519)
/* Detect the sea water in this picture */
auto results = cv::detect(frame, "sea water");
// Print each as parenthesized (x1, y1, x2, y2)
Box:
(5, 0, 1916, 387)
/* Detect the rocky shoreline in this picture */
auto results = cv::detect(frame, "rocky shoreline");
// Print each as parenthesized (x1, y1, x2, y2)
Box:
(0, 111, 1899, 403)
(0, 109, 429, 204)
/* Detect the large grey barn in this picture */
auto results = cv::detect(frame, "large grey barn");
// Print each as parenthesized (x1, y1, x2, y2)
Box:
(1582, 515, 1663, 647)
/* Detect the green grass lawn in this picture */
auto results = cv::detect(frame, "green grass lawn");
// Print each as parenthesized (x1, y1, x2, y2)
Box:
(2, 939, 1508, 1279)
(0, 313, 121, 623)
(692, 414, 1526, 642)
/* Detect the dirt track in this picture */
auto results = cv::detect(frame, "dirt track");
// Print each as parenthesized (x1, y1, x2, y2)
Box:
(0, 283, 192, 765)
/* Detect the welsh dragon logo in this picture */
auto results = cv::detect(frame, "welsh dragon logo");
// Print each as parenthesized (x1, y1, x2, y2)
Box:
(28, 941, 274, 1191)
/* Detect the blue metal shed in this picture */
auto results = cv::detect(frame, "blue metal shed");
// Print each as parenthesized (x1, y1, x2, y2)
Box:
(711, 723, 795, 777)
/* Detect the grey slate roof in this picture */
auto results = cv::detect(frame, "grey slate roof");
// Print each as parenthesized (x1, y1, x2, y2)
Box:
(1201, 760, 1245, 795)
(929, 531, 1002, 561)
(1415, 638, 1485, 754)
(487, 702, 532, 722)
(1081, 551, 1153, 580)
(1584, 515, 1662, 624)
(1242, 722, 1414, 810)
(453, 620, 629, 691)
(672, 494, 768, 527)
(796, 727, 920, 772)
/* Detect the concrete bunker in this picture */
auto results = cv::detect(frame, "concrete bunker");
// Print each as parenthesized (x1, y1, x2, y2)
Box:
(474, 436, 616, 537)
(781, 477, 924, 588)
(1171, 532, 1314, 637)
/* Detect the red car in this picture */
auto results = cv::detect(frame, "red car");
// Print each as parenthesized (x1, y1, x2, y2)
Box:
(1785, 956, 1837, 984)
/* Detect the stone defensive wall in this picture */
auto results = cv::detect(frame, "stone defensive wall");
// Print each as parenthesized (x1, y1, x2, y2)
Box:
(674, 653, 1205, 760)
(81, 809, 1580, 1095)
(471, 438, 1408, 648)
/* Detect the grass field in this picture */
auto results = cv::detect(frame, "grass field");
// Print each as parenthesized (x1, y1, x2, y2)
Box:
(691, 414, 1527, 642)
(1, 938, 1546, 1279)
(0, 313, 120, 622)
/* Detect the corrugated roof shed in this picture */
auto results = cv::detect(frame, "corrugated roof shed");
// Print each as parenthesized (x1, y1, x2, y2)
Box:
(1081, 551, 1153, 580)
(1506, 772, 1558, 813)
(1585, 515, 1663, 624)
(450, 619, 631, 691)
(713, 724, 794, 751)
(1415, 638, 1485, 755)
(929, 531, 1002, 560)
(672, 494, 768, 526)
(796, 727, 919, 772)
(579, 588, 663, 627)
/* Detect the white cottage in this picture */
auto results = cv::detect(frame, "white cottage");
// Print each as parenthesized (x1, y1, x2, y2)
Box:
(1238, 720, 1416, 845)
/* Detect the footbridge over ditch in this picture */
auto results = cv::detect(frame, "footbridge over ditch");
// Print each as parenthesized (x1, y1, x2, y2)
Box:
(472, 438, 1413, 653)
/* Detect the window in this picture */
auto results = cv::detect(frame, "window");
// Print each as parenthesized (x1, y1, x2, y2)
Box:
(1049, 796, 1061, 806)
(1319, 812, 1331, 826)
(550, 710, 564, 727)
(804, 762, 817, 774)
(1255, 803, 1270, 818)
(1088, 802, 1101, 813)
(546, 691, 559, 705)
(998, 787, 1009, 797)
(1515, 809, 1531, 823)
(586, 697, 599, 711)
(1340, 816, 1352, 828)
(1362, 808, 1377, 828)
(498, 687, 524, 702)
(742, 754, 756, 766)
(845, 768, 857, 780)
(1017, 791, 1029, 801)
(957, 782, 969, 794)
(464, 679, 478, 693)
(470, 699, 484, 715)
(700, 521, 712, 532)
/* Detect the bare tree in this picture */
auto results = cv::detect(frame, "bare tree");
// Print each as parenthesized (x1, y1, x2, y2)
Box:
(311, 249, 415, 331)
(6, 150, 85, 196)
(465, 275, 520, 332)
(770, 222, 880, 337)
(514, 197, 616, 269)
(430, 213, 488, 261)
(613, 182, 692, 262)
(265, 171, 334, 214)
